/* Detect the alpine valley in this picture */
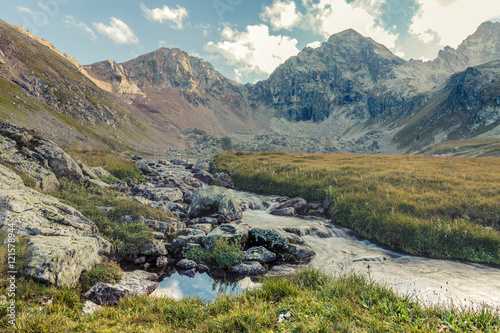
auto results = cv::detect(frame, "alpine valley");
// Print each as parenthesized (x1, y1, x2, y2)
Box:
(0, 19, 498, 157)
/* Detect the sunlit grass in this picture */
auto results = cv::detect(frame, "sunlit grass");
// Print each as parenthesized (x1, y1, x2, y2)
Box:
(212, 152, 500, 264)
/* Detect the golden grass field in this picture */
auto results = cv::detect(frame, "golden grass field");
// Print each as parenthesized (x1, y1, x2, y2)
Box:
(213, 152, 500, 264)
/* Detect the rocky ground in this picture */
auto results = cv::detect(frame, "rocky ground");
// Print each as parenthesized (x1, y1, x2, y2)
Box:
(0, 124, 322, 311)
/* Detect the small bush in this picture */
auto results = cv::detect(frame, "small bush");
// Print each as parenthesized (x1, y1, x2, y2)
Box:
(79, 261, 123, 292)
(211, 237, 245, 268)
(185, 247, 209, 263)
(185, 238, 245, 268)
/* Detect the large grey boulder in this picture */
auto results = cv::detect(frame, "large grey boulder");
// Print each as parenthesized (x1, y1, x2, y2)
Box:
(146, 187, 183, 202)
(0, 165, 97, 237)
(85, 270, 159, 305)
(25, 236, 104, 287)
(270, 198, 308, 216)
(143, 218, 185, 234)
(187, 186, 242, 221)
(34, 141, 84, 182)
(201, 223, 251, 250)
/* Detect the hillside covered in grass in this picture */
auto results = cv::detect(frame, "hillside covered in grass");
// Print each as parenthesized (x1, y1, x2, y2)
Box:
(212, 152, 500, 264)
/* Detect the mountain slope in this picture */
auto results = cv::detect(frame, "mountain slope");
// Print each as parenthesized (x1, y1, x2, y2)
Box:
(86, 48, 258, 136)
(0, 19, 184, 152)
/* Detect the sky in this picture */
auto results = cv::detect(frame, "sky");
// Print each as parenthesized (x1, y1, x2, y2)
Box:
(1, 0, 499, 83)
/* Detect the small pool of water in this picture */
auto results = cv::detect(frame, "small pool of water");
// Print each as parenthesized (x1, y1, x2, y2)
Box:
(151, 270, 261, 302)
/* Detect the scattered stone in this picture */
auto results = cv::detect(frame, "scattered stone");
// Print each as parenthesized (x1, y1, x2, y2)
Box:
(85, 271, 159, 306)
(287, 244, 315, 262)
(244, 246, 277, 264)
(266, 265, 301, 277)
(270, 207, 295, 217)
(178, 268, 196, 277)
(82, 300, 102, 315)
(133, 256, 147, 265)
(140, 240, 168, 256)
(229, 261, 267, 276)
(156, 256, 169, 267)
(176, 259, 197, 270)
(198, 264, 209, 273)
(192, 170, 214, 184)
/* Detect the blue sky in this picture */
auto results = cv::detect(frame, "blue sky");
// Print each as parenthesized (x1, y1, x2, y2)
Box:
(1, 0, 499, 83)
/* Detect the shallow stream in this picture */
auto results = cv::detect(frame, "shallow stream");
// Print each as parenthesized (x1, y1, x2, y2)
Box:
(154, 186, 500, 311)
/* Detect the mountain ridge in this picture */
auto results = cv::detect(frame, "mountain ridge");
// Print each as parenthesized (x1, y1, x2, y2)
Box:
(0, 18, 499, 156)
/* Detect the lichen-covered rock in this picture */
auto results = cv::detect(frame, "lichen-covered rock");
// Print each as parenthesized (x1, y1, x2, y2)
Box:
(82, 300, 102, 315)
(140, 240, 167, 256)
(201, 223, 250, 250)
(0, 164, 97, 237)
(76, 160, 99, 180)
(248, 228, 289, 253)
(85, 270, 159, 305)
(34, 141, 84, 182)
(156, 256, 169, 267)
(244, 246, 277, 264)
(192, 170, 214, 184)
(187, 186, 242, 221)
(25, 236, 103, 287)
(229, 261, 267, 276)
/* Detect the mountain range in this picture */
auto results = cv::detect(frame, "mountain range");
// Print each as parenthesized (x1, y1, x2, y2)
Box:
(0, 19, 498, 156)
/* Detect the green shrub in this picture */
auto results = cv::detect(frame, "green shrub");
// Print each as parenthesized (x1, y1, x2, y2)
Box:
(79, 261, 123, 292)
(211, 237, 245, 268)
(185, 247, 209, 263)
(185, 238, 245, 268)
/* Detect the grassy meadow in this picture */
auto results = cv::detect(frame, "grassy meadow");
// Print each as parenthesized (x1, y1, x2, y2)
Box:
(212, 152, 500, 264)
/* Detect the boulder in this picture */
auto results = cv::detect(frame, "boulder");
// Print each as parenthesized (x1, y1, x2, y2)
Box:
(248, 228, 289, 253)
(187, 186, 242, 221)
(192, 171, 214, 184)
(133, 256, 147, 265)
(244, 246, 277, 264)
(25, 235, 103, 287)
(288, 244, 315, 262)
(110, 181, 130, 194)
(0, 165, 98, 237)
(34, 141, 84, 182)
(86, 178, 110, 189)
(266, 265, 301, 278)
(89, 166, 111, 179)
(76, 160, 99, 180)
(182, 176, 203, 188)
(0, 131, 59, 192)
(179, 268, 196, 277)
(156, 256, 169, 267)
(202, 223, 251, 250)
(82, 300, 102, 315)
(229, 261, 267, 276)
(176, 259, 197, 270)
(270, 207, 296, 217)
(140, 240, 168, 256)
(85, 270, 159, 305)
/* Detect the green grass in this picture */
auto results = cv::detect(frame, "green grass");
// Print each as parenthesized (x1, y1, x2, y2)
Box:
(212, 152, 500, 264)
(1, 250, 498, 333)
(79, 262, 123, 293)
(51, 179, 172, 255)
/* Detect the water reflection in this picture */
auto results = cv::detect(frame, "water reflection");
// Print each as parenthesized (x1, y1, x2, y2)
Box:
(151, 269, 261, 302)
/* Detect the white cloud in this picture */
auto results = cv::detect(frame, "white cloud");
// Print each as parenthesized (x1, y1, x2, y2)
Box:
(17, 6, 34, 15)
(261, 0, 301, 30)
(302, 0, 398, 48)
(63, 16, 97, 41)
(419, 56, 432, 62)
(93, 17, 139, 44)
(140, 3, 189, 30)
(410, 0, 500, 48)
(204, 24, 299, 76)
(395, 51, 405, 58)
(306, 41, 322, 48)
